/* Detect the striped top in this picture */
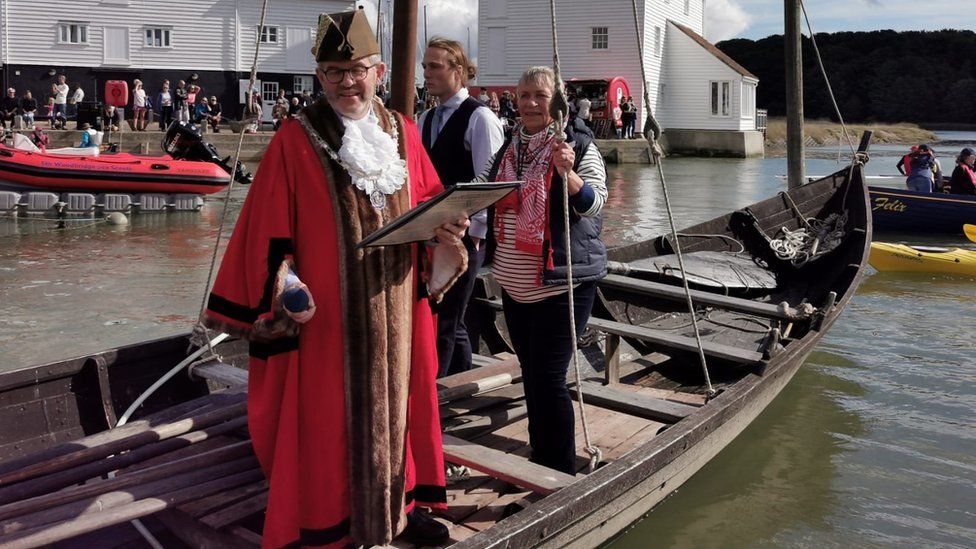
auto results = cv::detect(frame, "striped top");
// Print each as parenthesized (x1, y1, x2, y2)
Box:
(484, 137, 608, 303)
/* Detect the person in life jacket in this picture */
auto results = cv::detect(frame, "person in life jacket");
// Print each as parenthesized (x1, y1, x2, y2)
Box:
(948, 147, 976, 195)
(906, 144, 938, 193)
(896, 144, 918, 177)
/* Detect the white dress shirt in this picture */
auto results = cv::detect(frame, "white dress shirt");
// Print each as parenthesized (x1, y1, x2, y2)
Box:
(418, 87, 504, 240)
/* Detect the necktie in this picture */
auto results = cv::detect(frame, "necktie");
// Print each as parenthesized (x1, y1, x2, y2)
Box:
(430, 105, 446, 145)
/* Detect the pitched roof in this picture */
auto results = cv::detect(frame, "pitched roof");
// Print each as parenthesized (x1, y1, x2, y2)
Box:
(670, 22, 758, 80)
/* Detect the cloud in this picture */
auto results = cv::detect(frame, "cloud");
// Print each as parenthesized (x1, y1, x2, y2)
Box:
(705, 0, 753, 42)
(359, 0, 478, 59)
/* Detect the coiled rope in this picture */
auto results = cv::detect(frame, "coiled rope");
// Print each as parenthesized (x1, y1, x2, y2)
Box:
(548, 0, 602, 474)
(630, 0, 715, 397)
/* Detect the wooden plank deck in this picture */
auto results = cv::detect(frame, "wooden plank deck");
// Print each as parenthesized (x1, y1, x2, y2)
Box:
(0, 349, 711, 548)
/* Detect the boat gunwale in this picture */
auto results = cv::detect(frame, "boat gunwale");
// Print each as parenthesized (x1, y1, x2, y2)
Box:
(452, 165, 872, 548)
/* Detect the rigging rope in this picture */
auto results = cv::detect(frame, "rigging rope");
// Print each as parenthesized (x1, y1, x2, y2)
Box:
(798, 0, 857, 156)
(629, 0, 715, 397)
(190, 0, 273, 358)
(548, 0, 602, 474)
(113, 1, 272, 544)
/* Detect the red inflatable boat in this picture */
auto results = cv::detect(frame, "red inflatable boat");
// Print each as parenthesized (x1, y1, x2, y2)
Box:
(0, 123, 251, 196)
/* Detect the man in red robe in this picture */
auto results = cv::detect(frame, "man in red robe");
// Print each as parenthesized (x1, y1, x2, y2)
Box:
(202, 10, 466, 548)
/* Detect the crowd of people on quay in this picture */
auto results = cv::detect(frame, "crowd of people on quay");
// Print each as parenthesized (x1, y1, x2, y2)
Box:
(411, 82, 638, 140)
(1, 69, 640, 142)
(897, 144, 976, 195)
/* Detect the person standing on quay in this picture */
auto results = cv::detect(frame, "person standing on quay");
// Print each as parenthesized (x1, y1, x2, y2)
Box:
(202, 10, 466, 548)
(51, 75, 69, 127)
(156, 80, 174, 130)
(174, 80, 190, 124)
(132, 79, 148, 131)
(419, 37, 504, 378)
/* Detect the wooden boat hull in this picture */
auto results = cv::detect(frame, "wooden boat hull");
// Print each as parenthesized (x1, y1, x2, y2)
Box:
(0, 164, 870, 548)
(455, 165, 871, 547)
(869, 242, 976, 277)
(869, 186, 976, 234)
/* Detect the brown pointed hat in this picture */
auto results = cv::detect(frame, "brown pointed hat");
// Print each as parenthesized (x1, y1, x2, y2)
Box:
(313, 9, 380, 63)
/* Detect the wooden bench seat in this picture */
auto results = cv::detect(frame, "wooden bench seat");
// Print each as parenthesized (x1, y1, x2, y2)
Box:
(586, 317, 764, 364)
(578, 382, 699, 424)
(441, 435, 576, 495)
(599, 273, 806, 321)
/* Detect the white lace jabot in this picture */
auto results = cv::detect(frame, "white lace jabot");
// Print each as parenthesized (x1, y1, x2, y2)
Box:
(336, 107, 406, 209)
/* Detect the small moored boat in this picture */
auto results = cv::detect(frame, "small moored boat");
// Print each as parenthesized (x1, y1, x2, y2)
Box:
(869, 186, 976, 234)
(0, 123, 252, 197)
(869, 242, 976, 277)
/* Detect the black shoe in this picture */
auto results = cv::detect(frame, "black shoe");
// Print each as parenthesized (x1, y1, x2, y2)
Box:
(400, 508, 449, 546)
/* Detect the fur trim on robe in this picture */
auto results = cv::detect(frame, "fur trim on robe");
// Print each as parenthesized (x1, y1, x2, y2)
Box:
(202, 97, 453, 547)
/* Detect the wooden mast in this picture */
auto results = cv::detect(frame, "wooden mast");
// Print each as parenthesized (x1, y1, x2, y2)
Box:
(390, 0, 418, 118)
(784, 0, 805, 188)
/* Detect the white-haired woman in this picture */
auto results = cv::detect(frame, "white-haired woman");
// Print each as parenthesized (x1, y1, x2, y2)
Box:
(481, 66, 608, 475)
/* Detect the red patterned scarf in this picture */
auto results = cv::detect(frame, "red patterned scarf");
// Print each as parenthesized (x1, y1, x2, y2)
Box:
(495, 123, 556, 256)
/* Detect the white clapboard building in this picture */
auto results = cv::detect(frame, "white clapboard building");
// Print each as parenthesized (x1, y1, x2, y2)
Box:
(0, 0, 356, 120)
(477, 0, 763, 156)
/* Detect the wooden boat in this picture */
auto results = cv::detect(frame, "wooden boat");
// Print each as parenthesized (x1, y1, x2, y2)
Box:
(869, 242, 976, 277)
(0, 162, 870, 548)
(869, 185, 976, 234)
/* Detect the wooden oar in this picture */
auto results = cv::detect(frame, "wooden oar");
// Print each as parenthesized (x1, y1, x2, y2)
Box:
(964, 224, 976, 243)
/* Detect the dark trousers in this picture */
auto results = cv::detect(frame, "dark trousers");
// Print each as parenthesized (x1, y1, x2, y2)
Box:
(159, 106, 173, 130)
(501, 281, 597, 475)
(435, 238, 485, 378)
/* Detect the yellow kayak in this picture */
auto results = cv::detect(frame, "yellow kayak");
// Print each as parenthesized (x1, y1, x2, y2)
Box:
(869, 242, 976, 276)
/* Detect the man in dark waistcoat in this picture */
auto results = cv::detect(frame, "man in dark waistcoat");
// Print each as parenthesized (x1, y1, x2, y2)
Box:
(419, 38, 504, 378)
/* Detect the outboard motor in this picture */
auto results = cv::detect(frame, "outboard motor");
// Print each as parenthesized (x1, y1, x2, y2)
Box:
(162, 121, 253, 185)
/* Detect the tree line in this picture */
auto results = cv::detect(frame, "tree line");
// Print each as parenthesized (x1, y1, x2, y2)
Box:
(717, 29, 976, 124)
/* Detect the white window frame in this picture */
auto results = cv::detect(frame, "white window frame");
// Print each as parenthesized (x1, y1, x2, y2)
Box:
(741, 81, 756, 119)
(293, 75, 313, 94)
(710, 80, 732, 117)
(259, 25, 280, 44)
(262, 81, 279, 104)
(58, 22, 90, 45)
(591, 27, 609, 50)
(684, 0, 691, 15)
(653, 27, 662, 57)
(144, 27, 172, 48)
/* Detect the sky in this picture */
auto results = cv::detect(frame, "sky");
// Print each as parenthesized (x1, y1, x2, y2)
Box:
(358, 0, 973, 62)
(707, 0, 973, 42)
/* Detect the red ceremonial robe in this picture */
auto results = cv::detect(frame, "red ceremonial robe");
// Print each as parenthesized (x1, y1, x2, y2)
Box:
(203, 100, 447, 548)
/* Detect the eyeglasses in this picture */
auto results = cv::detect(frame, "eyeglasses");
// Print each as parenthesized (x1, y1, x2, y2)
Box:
(322, 64, 375, 84)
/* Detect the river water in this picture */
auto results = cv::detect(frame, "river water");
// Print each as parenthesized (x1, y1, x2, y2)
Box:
(0, 136, 973, 547)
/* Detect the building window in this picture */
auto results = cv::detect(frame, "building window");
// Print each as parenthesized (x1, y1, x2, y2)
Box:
(262, 81, 279, 104)
(58, 22, 89, 45)
(145, 28, 171, 48)
(684, 0, 691, 15)
(293, 75, 313, 94)
(259, 26, 279, 44)
(591, 27, 609, 50)
(654, 27, 661, 56)
(741, 82, 756, 118)
(711, 81, 731, 116)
